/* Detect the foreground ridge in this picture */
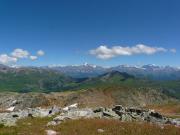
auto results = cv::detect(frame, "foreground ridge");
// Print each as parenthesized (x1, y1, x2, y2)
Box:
(0, 104, 179, 127)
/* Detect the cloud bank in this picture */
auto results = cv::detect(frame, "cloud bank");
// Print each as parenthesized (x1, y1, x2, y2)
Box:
(90, 44, 174, 59)
(0, 49, 45, 64)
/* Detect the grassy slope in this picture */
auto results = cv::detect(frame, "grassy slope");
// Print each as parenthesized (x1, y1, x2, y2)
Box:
(0, 69, 76, 92)
(76, 72, 180, 100)
(147, 103, 180, 118)
(0, 118, 180, 135)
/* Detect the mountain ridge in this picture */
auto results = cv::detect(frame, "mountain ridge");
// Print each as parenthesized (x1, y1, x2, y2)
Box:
(1, 63, 180, 80)
(44, 64, 180, 80)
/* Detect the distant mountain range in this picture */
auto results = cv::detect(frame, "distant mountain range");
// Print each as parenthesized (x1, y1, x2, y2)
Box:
(43, 64, 180, 80)
(1, 63, 180, 80)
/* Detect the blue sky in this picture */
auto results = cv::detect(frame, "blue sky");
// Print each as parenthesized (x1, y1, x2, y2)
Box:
(0, 0, 179, 67)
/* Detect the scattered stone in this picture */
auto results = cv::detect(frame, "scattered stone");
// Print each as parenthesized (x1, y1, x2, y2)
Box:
(62, 103, 78, 111)
(97, 129, 105, 133)
(6, 106, 15, 112)
(171, 118, 180, 126)
(160, 125, 164, 129)
(47, 121, 60, 126)
(46, 130, 57, 135)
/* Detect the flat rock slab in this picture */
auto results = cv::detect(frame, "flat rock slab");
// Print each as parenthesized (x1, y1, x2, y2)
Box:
(46, 130, 58, 135)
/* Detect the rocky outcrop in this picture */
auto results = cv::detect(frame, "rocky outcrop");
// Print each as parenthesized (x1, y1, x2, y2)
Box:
(0, 104, 179, 127)
(47, 105, 180, 127)
(0, 93, 50, 111)
(0, 106, 61, 126)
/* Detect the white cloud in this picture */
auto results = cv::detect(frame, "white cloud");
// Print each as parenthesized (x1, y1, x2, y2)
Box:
(11, 48, 29, 58)
(0, 54, 18, 64)
(37, 50, 45, 56)
(30, 55, 38, 60)
(170, 48, 176, 53)
(90, 44, 167, 59)
(0, 48, 45, 65)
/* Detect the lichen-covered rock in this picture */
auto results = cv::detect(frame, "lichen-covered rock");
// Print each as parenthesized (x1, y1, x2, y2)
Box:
(102, 108, 120, 119)
(47, 108, 95, 126)
(0, 106, 61, 126)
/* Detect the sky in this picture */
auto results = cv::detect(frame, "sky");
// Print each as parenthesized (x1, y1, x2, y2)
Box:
(0, 0, 180, 67)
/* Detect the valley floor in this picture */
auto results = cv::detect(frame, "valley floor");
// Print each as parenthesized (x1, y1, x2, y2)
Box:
(0, 118, 180, 135)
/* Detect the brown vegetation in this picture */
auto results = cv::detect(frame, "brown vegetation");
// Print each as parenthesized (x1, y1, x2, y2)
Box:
(0, 117, 179, 135)
(147, 103, 180, 118)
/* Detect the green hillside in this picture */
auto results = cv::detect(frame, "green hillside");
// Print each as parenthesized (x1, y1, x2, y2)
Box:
(77, 71, 180, 99)
(0, 69, 179, 100)
(0, 68, 76, 92)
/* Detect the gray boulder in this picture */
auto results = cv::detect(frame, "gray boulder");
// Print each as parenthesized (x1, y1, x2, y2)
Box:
(47, 108, 94, 126)
(0, 106, 61, 126)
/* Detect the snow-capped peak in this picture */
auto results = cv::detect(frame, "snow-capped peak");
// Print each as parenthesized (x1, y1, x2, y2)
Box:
(83, 62, 97, 68)
(9, 64, 21, 68)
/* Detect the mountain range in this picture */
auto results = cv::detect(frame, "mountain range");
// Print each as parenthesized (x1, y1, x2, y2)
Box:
(1, 63, 180, 81)
(43, 64, 180, 80)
